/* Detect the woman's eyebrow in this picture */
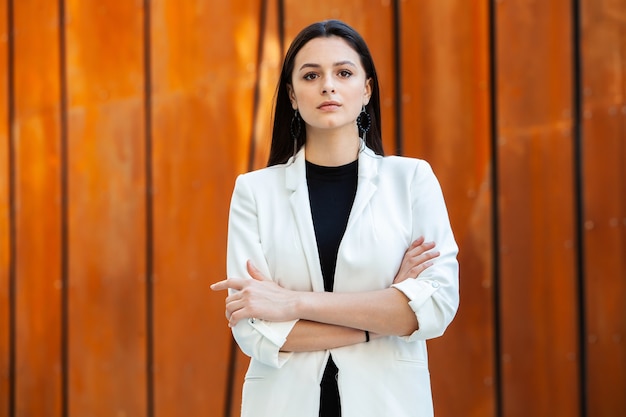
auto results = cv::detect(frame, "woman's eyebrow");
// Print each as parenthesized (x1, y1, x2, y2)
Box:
(298, 60, 357, 71)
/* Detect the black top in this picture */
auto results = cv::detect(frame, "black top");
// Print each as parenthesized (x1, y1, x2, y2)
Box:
(306, 159, 358, 292)
(306, 159, 358, 417)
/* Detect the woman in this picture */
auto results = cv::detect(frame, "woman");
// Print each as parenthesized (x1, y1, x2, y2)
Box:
(211, 20, 459, 417)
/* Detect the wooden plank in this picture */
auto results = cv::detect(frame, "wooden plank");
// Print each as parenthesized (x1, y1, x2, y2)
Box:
(282, 0, 397, 154)
(12, 0, 63, 415)
(580, 1, 626, 414)
(249, 0, 282, 170)
(400, 2, 495, 416)
(0, 0, 11, 414)
(150, 1, 257, 415)
(64, 1, 147, 415)
(581, 109, 626, 417)
(495, 1, 580, 415)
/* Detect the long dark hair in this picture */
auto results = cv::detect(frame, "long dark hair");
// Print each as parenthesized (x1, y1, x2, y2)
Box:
(267, 20, 384, 166)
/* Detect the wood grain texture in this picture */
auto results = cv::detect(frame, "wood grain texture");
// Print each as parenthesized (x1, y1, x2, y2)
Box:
(12, 0, 63, 414)
(150, 1, 258, 415)
(65, 1, 147, 415)
(495, 0, 580, 415)
(400, 2, 495, 416)
(580, 1, 626, 415)
(0, 0, 10, 415)
(249, 0, 282, 170)
(0, 2, 623, 416)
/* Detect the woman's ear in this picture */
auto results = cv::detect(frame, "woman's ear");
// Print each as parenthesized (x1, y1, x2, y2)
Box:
(363, 78, 373, 106)
(287, 84, 297, 109)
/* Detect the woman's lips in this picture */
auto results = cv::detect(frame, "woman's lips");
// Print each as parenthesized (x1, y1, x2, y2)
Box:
(318, 102, 341, 111)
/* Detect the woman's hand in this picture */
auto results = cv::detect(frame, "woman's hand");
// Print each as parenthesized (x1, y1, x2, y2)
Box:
(210, 261, 298, 327)
(393, 237, 439, 284)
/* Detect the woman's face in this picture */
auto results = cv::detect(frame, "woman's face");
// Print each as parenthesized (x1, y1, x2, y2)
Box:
(288, 36, 372, 137)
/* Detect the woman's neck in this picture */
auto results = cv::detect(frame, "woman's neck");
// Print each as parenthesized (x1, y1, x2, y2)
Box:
(304, 128, 360, 167)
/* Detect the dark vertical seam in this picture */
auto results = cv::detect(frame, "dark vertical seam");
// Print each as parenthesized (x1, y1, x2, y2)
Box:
(225, 329, 238, 417)
(225, 3, 270, 415)
(393, 0, 403, 155)
(58, 0, 69, 415)
(277, 0, 285, 58)
(571, 0, 587, 416)
(488, 1, 503, 416)
(6, 0, 15, 415)
(142, 1, 155, 416)
(246, 0, 267, 172)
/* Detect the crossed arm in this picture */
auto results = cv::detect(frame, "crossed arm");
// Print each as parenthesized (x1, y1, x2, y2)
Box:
(211, 237, 439, 352)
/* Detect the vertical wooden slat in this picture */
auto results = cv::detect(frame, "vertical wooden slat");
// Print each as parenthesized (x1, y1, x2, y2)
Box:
(250, 0, 282, 170)
(12, 0, 63, 415)
(580, 1, 626, 415)
(400, 2, 495, 416)
(0, 0, 10, 415)
(65, 1, 147, 415)
(495, 1, 580, 415)
(0, 4, 622, 416)
(151, 1, 258, 415)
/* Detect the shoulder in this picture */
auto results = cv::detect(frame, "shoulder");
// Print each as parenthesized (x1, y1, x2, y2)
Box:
(375, 153, 435, 180)
(235, 163, 286, 186)
(381, 154, 426, 169)
(362, 146, 429, 171)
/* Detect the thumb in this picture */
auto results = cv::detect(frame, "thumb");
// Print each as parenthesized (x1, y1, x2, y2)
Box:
(246, 260, 270, 281)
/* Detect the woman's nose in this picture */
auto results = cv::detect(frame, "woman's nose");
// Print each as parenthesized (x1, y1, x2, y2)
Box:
(321, 79, 335, 94)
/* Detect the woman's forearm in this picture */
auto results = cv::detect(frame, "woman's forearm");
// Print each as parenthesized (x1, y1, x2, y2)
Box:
(212, 259, 424, 335)
(212, 273, 419, 335)
(294, 287, 418, 337)
(280, 320, 369, 352)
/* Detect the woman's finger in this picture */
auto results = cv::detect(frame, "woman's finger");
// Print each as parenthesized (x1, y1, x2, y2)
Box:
(247, 260, 271, 281)
(210, 280, 230, 291)
(410, 260, 434, 276)
(210, 277, 246, 292)
(409, 236, 425, 249)
(406, 250, 440, 270)
(407, 240, 436, 257)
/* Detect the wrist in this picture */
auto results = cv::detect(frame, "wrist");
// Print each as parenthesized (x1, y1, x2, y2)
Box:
(292, 290, 308, 320)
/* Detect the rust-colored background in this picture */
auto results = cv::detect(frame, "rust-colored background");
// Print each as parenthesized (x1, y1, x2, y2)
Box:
(1, 1, 624, 416)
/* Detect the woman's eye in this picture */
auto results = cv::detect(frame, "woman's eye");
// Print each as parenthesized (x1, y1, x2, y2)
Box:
(303, 73, 318, 81)
(338, 70, 352, 78)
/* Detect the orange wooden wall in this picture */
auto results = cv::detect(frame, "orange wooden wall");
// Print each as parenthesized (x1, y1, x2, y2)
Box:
(0, 1, 624, 416)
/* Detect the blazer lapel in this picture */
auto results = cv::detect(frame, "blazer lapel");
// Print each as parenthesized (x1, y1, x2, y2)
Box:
(346, 147, 380, 231)
(286, 149, 325, 292)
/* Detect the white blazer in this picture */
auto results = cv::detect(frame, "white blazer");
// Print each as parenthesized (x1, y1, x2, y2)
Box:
(226, 146, 459, 417)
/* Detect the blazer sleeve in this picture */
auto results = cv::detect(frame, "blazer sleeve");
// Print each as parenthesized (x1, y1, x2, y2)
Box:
(391, 160, 460, 341)
(226, 174, 298, 368)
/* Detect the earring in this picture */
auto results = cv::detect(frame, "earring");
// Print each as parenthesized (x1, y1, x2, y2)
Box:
(290, 109, 302, 160)
(290, 109, 302, 141)
(356, 106, 371, 140)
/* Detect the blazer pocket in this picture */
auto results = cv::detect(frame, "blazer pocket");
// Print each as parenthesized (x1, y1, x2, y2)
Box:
(395, 357, 428, 368)
(244, 359, 273, 380)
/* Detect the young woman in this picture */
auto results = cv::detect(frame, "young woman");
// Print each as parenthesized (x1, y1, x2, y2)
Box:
(211, 20, 459, 417)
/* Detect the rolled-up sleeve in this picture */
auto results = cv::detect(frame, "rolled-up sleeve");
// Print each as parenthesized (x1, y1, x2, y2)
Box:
(391, 160, 459, 341)
(226, 175, 298, 368)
